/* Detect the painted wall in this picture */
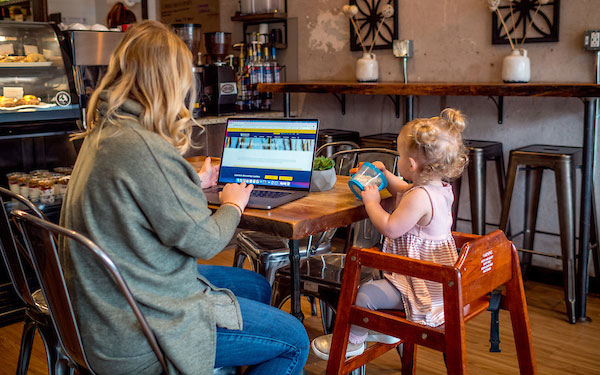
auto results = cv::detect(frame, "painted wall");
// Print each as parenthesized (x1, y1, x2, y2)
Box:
(225, 0, 600, 272)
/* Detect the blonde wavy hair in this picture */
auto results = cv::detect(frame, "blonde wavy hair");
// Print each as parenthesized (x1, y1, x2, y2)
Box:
(398, 108, 468, 183)
(73, 20, 200, 154)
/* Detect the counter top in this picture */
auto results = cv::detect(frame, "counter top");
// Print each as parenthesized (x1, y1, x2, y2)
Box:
(194, 111, 288, 125)
(258, 81, 600, 97)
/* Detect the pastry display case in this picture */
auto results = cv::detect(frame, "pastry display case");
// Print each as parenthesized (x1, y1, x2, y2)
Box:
(0, 21, 80, 138)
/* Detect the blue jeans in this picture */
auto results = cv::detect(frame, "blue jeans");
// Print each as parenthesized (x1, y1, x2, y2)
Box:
(198, 265, 309, 375)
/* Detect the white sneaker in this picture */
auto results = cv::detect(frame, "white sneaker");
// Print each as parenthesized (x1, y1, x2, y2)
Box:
(311, 334, 365, 360)
(366, 330, 401, 344)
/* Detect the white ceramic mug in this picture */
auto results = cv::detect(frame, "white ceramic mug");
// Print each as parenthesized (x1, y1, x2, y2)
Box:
(502, 49, 530, 83)
(356, 53, 378, 82)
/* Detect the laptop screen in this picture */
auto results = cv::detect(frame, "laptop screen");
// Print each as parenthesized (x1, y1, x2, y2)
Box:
(218, 118, 319, 189)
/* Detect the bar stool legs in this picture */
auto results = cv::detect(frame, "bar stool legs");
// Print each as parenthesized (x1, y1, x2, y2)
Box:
(499, 145, 582, 323)
(453, 141, 506, 235)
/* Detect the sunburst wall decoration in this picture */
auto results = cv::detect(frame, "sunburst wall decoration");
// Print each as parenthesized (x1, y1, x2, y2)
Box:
(492, 0, 560, 45)
(349, 0, 398, 52)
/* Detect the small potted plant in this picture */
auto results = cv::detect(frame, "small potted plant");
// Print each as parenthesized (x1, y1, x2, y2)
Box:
(311, 156, 337, 192)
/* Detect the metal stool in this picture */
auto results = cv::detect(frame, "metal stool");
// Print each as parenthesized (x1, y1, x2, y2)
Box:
(233, 230, 335, 286)
(499, 144, 599, 324)
(452, 140, 507, 235)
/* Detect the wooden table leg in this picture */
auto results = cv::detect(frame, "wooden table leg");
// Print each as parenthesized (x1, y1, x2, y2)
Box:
(576, 97, 597, 322)
(289, 239, 304, 321)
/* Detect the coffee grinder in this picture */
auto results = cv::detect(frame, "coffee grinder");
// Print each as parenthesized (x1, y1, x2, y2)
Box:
(203, 32, 237, 116)
(172, 24, 206, 117)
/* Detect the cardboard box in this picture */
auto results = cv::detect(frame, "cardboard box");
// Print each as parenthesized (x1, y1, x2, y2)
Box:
(160, 0, 220, 32)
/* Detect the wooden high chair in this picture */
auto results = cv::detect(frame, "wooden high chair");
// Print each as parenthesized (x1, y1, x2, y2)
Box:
(326, 230, 537, 375)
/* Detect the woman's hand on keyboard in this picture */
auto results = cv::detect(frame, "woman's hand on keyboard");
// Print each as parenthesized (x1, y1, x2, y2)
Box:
(220, 182, 254, 212)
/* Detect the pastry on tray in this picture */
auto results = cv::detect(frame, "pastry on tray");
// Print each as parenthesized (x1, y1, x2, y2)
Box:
(0, 95, 41, 108)
(0, 53, 47, 63)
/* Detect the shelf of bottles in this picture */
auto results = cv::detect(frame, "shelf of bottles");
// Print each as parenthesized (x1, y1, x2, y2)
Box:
(235, 33, 282, 113)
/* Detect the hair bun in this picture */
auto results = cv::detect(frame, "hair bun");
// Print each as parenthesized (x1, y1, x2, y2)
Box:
(414, 123, 437, 146)
(440, 108, 466, 133)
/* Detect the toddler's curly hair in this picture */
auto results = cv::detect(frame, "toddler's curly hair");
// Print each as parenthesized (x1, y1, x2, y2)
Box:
(399, 108, 468, 182)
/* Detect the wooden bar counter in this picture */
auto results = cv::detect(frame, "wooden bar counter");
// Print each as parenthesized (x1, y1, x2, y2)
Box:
(258, 80, 600, 322)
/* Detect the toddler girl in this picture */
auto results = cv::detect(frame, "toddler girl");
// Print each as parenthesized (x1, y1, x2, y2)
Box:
(312, 108, 468, 359)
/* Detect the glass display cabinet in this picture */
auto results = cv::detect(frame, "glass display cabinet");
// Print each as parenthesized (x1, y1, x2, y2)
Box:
(0, 21, 80, 138)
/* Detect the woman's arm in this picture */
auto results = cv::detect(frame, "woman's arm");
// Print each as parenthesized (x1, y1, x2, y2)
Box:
(361, 185, 431, 239)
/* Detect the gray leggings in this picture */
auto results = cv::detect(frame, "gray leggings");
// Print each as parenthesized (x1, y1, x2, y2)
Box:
(348, 278, 405, 344)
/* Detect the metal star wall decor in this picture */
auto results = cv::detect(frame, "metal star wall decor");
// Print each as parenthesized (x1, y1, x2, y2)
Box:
(492, 0, 560, 45)
(350, 0, 398, 52)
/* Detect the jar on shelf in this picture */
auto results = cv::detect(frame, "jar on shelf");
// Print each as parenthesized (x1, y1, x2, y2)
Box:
(7, 172, 24, 195)
(28, 177, 43, 201)
(39, 178, 56, 204)
(55, 175, 70, 196)
(17, 174, 32, 198)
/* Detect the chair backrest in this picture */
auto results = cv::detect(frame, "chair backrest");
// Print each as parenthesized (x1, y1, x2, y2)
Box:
(330, 148, 399, 177)
(0, 187, 45, 308)
(11, 209, 169, 374)
(316, 141, 360, 158)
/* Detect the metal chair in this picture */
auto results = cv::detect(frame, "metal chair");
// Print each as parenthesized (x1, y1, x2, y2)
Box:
(232, 141, 364, 286)
(271, 148, 400, 334)
(0, 187, 69, 375)
(11, 209, 170, 375)
(326, 231, 537, 375)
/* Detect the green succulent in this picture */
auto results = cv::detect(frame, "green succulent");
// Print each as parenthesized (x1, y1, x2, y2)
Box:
(313, 156, 335, 171)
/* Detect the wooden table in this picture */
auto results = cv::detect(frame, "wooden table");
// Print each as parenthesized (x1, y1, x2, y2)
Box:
(258, 81, 600, 322)
(187, 156, 393, 320)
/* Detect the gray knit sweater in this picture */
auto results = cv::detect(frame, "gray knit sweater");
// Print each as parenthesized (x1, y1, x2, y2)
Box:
(59, 92, 242, 374)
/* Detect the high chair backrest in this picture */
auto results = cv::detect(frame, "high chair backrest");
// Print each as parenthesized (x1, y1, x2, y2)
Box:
(455, 231, 514, 306)
(11, 209, 169, 374)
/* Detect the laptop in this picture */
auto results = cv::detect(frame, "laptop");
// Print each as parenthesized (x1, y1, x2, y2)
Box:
(203, 117, 319, 209)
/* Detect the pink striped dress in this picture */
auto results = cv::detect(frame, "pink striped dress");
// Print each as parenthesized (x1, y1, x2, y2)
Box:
(382, 183, 458, 327)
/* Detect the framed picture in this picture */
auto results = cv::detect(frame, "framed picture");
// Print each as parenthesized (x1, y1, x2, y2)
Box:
(350, 0, 398, 52)
(492, 0, 560, 45)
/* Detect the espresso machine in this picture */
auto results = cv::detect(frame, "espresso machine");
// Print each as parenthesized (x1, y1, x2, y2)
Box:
(203, 32, 237, 116)
(172, 24, 206, 118)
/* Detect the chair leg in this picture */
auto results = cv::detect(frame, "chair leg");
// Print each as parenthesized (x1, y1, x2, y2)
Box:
(451, 177, 462, 232)
(468, 150, 486, 235)
(36, 320, 70, 375)
(232, 250, 247, 269)
(554, 163, 577, 324)
(495, 153, 511, 237)
(500, 155, 519, 234)
(326, 248, 363, 375)
(308, 296, 318, 316)
(400, 342, 417, 375)
(504, 247, 537, 375)
(521, 167, 543, 277)
(16, 315, 36, 375)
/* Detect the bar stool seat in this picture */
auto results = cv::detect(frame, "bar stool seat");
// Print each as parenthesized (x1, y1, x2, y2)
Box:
(452, 139, 506, 235)
(499, 144, 598, 324)
(233, 230, 334, 286)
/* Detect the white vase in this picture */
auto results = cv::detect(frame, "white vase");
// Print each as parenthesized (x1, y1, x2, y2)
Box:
(356, 53, 378, 82)
(310, 168, 337, 192)
(502, 49, 530, 83)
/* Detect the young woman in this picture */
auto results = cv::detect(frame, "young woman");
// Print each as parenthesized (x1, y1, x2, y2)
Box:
(61, 20, 308, 374)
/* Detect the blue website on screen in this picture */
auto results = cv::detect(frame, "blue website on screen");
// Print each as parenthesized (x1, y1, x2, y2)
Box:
(219, 119, 318, 189)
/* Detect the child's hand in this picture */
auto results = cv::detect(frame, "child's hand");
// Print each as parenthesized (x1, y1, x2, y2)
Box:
(371, 161, 387, 173)
(361, 185, 381, 205)
(198, 157, 220, 188)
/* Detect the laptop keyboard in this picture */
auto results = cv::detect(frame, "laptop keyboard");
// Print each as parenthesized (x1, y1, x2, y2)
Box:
(251, 190, 291, 198)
